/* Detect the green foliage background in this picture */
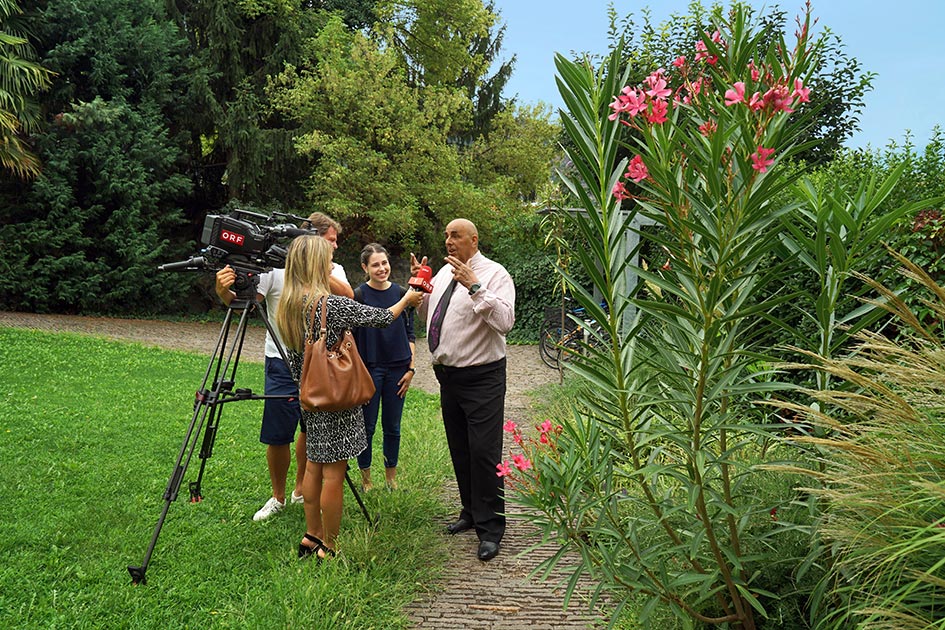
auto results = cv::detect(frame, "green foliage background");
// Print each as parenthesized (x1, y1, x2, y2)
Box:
(0, 0, 892, 344)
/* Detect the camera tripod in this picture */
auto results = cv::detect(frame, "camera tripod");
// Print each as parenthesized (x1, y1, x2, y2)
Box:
(128, 279, 375, 585)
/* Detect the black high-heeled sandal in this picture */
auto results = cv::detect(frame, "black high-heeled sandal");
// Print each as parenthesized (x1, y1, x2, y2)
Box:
(316, 543, 336, 562)
(298, 533, 323, 559)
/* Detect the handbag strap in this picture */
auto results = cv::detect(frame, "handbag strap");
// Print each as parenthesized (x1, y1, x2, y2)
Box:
(306, 295, 329, 343)
(318, 295, 328, 337)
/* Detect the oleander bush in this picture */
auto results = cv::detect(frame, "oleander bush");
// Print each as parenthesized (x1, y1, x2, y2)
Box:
(504, 3, 942, 629)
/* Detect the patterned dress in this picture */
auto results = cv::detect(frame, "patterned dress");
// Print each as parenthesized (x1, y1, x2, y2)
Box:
(288, 294, 395, 463)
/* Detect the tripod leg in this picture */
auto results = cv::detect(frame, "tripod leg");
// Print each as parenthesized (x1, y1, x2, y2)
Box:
(188, 402, 221, 502)
(189, 304, 255, 501)
(128, 372, 218, 584)
(345, 465, 377, 527)
(128, 305, 251, 585)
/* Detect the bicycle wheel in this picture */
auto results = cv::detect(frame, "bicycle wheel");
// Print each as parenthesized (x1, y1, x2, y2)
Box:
(538, 318, 563, 369)
(555, 327, 585, 365)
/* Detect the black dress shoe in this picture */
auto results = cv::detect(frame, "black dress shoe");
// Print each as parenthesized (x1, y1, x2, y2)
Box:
(477, 540, 500, 561)
(446, 518, 473, 535)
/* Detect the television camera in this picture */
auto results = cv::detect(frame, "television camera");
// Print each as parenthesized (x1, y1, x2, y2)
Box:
(158, 209, 314, 295)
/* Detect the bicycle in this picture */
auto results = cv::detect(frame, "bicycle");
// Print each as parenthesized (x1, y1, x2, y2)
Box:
(538, 297, 609, 369)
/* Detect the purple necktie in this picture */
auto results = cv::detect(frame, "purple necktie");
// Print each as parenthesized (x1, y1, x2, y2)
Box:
(427, 279, 457, 352)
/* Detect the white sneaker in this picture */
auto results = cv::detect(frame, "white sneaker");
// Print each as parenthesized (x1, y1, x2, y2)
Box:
(253, 497, 285, 521)
(290, 491, 304, 504)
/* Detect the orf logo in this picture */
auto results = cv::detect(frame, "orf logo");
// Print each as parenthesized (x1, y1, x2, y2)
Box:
(220, 230, 245, 246)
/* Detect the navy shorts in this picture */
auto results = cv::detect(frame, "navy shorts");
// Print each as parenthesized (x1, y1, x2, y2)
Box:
(260, 356, 302, 445)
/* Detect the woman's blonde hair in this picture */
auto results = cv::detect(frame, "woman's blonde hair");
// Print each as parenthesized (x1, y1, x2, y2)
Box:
(276, 235, 333, 351)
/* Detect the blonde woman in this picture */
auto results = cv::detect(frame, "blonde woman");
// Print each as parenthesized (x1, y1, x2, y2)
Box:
(277, 235, 423, 560)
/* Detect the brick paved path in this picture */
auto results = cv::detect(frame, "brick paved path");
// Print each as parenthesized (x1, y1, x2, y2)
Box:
(403, 391, 608, 630)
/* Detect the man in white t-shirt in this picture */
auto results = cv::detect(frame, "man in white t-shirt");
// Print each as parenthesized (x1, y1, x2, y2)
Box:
(215, 212, 353, 521)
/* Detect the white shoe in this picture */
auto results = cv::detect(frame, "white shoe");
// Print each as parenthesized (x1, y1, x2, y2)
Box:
(290, 491, 304, 504)
(253, 497, 285, 521)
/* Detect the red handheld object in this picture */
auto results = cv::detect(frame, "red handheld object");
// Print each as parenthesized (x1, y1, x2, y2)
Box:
(408, 264, 434, 293)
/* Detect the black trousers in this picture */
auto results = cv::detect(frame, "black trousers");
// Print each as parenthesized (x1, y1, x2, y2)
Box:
(434, 358, 506, 543)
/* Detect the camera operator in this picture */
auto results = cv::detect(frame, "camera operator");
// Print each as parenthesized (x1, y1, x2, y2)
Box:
(214, 212, 353, 521)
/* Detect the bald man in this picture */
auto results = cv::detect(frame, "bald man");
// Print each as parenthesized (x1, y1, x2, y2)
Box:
(411, 218, 516, 561)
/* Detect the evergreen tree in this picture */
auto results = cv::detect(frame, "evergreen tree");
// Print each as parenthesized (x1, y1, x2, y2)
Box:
(269, 15, 474, 252)
(454, 1, 514, 141)
(167, 0, 338, 211)
(0, 0, 191, 314)
(301, 0, 377, 29)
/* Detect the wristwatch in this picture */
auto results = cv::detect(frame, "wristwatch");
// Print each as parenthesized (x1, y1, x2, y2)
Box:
(468, 282, 482, 295)
(407, 367, 416, 374)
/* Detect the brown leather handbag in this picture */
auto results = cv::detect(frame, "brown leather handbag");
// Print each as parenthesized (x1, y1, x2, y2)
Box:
(299, 295, 375, 412)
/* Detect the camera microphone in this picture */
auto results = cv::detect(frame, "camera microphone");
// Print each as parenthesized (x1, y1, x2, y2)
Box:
(408, 264, 434, 293)
(271, 224, 314, 238)
(157, 256, 206, 272)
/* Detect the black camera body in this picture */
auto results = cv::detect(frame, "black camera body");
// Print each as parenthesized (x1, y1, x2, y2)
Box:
(159, 209, 313, 278)
(199, 212, 289, 271)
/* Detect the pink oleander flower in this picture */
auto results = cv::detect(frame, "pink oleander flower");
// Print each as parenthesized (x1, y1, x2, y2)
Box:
(608, 86, 647, 120)
(539, 419, 553, 434)
(751, 146, 776, 173)
(626, 155, 649, 182)
(612, 181, 630, 200)
(748, 91, 764, 111)
(539, 432, 550, 444)
(625, 88, 648, 116)
(695, 31, 723, 65)
(694, 39, 709, 62)
(607, 96, 624, 120)
(674, 76, 705, 106)
(503, 420, 518, 433)
(496, 461, 511, 477)
(792, 78, 810, 103)
(644, 70, 672, 100)
(513, 432, 525, 446)
(646, 99, 668, 125)
(512, 454, 532, 472)
(698, 119, 717, 136)
(607, 99, 623, 121)
(724, 81, 745, 106)
(763, 85, 794, 113)
(672, 55, 686, 68)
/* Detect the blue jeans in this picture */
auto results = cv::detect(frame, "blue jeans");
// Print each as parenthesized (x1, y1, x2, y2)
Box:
(356, 363, 408, 470)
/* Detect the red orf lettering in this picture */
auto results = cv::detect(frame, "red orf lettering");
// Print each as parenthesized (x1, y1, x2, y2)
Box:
(220, 230, 245, 245)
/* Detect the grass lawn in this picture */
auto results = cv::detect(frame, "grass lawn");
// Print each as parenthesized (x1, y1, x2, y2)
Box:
(0, 327, 454, 629)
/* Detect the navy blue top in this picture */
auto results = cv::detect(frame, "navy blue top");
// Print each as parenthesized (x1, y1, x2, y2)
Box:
(352, 283, 415, 366)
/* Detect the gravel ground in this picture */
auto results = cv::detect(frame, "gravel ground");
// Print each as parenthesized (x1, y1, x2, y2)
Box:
(0, 310, 554, 412)
(0, 310, 607, 628)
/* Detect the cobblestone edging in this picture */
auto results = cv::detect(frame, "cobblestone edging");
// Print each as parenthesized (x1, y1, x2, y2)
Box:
(0, 311, 609, 629)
